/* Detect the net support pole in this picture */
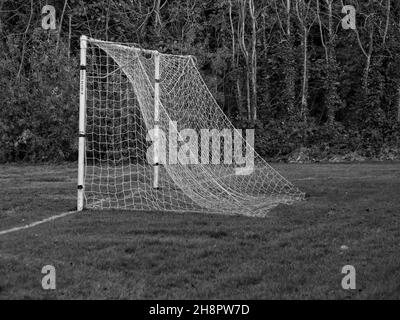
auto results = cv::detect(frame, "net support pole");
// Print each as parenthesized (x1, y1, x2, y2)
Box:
(153, 53, 160, 189)
(77, 35, 87, 211)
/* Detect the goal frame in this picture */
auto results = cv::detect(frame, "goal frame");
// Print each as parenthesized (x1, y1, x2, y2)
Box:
(76, 36, 305, 215)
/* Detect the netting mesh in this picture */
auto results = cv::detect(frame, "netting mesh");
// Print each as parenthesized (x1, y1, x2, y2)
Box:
(84, 38, 305, 217)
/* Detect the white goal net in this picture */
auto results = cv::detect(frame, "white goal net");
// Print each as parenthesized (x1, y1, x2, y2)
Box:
(79, 37, 304, 217)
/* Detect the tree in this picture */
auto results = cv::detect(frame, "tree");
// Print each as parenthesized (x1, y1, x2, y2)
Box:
(274, 0, 297, 120)
(317, 0, 342, 126)
(295, 0, 314, 122)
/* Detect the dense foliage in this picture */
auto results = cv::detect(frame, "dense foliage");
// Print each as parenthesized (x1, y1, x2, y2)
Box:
(1, 0, 400, 162)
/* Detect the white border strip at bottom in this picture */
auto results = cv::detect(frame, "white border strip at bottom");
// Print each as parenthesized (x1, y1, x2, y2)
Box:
(0, 211, 77, 236)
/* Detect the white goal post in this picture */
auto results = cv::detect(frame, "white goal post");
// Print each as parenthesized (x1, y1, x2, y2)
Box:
(77, 35, 305, 217)
(77, 35, 87, 211)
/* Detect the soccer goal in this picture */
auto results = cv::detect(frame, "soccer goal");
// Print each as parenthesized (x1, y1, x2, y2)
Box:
(77, 35, 305, 217)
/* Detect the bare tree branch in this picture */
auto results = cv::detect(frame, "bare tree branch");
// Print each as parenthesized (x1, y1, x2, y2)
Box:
(57, 0, 69, 51)
(17, 0, 34, 80)
(383, 0, 390, 45)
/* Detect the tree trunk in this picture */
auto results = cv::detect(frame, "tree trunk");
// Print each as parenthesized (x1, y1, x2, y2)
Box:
(398, 86, 400, 122)
(383, 0, 391, 45)
(362, 28, 374, 92)
(155, 0, 162, 36)
(0, 0, 4, 34)
(363, 54, 371, 91)
(68, 15, 72, 58)
(236, 78, 244, 117)
(246, 67, 251, 121)
(300, 27, 308, 122)
(285, 0, 296, 120)
(17, 0, 34, 80)
(228, 0, 243, 117)
(249, 0, 257, 121)
(261, 12, 271, 118)
(56, 0, 69, 51)
(325, 0, 341, 126)
(238, 0, 252, 121)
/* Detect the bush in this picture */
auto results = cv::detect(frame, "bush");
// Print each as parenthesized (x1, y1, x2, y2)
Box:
(0, 30, 79, 162)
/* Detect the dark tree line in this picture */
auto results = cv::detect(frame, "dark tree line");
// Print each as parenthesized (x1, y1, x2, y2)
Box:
(1, 0, 400, 162)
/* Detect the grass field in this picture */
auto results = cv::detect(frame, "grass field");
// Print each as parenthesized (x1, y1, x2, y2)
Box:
(0, 162, 399, 299)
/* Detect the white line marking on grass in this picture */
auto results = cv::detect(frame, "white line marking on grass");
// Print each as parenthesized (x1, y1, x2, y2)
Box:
(0, 211, 77, 236)
(293, 175, 383, 181)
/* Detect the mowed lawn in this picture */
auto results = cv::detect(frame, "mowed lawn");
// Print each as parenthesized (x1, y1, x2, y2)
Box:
(0, 162, 399, 299)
